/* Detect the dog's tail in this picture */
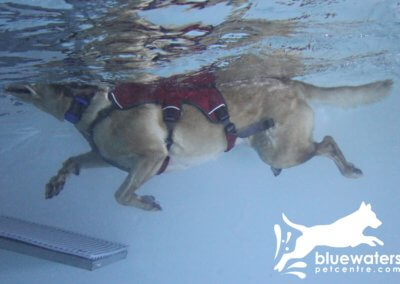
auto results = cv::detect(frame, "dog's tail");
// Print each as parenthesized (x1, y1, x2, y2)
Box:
(282, 213, 308, 233)
(294, 79, 393, 108)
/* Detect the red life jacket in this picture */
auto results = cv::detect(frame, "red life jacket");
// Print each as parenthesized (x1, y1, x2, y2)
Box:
(108, 72, 237, 174)
(109, 72, 230, 123)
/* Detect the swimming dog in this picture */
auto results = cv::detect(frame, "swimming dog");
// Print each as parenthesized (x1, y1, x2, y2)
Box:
(6, 72, 392, 210)
(274, 202, 383, 272)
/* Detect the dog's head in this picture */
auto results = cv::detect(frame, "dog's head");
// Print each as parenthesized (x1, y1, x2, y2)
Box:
(358, 201, 382, 229)
(5, 83, 105, 121)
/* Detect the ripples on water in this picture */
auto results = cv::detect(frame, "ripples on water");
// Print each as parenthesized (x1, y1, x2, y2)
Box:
(0, 0, 399, 88)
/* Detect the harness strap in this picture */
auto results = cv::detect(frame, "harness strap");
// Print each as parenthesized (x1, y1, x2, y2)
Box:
(157, 156, 170, 175)
(64, 95, 94, 124)
(156, 105, 181, 175)
(213, 104, 238, 152)
(236, 118, 275, 138)
(225, 129, 238, 152)
(157, 102, 275, 174)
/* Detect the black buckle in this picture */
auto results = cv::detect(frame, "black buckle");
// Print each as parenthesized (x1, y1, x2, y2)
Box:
(215, 105, 229, 122)
(264, 118, 275, 129)
(224, 122, 236, 135)
(163, 106, 181, 122)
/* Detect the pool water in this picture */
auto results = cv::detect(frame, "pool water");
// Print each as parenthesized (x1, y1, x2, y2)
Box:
(0, 1, 399, 283)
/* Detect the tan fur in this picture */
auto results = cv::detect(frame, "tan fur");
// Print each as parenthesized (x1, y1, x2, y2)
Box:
(6, 75, 392, 210)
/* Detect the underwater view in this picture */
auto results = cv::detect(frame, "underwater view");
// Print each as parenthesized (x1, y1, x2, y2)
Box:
(0, 0, 399, 283)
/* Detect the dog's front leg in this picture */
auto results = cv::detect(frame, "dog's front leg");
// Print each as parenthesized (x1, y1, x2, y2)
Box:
(114, 154, 166, 211)
(361, 236, 384, 247)
(46, 151, 110, 199)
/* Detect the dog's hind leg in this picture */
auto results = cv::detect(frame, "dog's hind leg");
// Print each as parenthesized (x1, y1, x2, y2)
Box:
(250, 101, 318, 175)
(46, 151, 111, 199)
(114, 152, 167, 211)
(315, 136, 363, 178)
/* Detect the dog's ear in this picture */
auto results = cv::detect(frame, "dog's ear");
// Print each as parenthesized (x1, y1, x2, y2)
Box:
(360, 202, 372, 211)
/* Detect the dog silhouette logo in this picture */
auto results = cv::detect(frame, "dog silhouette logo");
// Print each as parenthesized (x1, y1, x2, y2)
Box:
(273, 202, 383, 279)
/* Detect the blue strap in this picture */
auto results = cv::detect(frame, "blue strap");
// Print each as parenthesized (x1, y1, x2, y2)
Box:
(64, 96, 91, 124)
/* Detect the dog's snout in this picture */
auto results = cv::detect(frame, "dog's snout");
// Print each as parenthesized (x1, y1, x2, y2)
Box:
(5, 84, 32, 95)
(5, 84, 39, 101)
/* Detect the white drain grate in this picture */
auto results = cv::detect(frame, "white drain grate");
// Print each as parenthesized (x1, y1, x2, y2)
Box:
(0, 216, 128, 270)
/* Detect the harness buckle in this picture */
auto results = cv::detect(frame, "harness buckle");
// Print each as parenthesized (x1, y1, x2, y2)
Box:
(215, 105, 229, 122)
(162, 105, 181, 151)
(264, 118, 275, 128)
(224, 122, 237, 135)
(162, 106, 181, 122)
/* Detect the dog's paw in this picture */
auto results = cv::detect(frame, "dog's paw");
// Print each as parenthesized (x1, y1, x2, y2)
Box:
(345, 163, 363, 178)
(45, 159, 80, 199)
(116, 194, 162, 211)
(45, 175, 66, 199)
(140, 195, 162, 211)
